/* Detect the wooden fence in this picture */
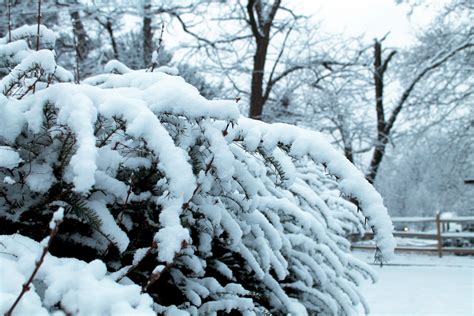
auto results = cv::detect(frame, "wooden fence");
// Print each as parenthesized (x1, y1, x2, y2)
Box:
(351, 213, 474, 257)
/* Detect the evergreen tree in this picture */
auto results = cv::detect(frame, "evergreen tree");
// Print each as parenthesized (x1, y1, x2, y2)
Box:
(0, 24, 395, 315)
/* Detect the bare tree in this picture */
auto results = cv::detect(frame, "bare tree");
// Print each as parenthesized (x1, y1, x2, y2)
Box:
(246, 0, 281, 119)
(366, 27, 473, 183)
(170, 1, 355, 122)
(366, 38, 397, 183)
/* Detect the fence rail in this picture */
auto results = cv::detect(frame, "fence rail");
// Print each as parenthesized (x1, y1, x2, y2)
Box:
(351, 213, 474, 257)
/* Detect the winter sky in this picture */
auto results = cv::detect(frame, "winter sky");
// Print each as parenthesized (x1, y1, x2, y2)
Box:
(307, 0, 447, 47)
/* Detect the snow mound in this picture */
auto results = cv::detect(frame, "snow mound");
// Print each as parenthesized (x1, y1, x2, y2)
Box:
(0, 234, 154, 316)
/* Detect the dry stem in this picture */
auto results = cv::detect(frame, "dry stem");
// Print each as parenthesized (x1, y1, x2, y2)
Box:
(4, 211, 63, 316)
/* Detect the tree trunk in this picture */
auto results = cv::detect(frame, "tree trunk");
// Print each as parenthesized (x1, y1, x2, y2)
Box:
(249, 38, 269, 120)
(143, 1, 153, 67)
(367, 140, 388, 184)
(105, 19, 119, 60)
(246, 0, 281, 121)
(367, 40, 396, 184)
(70, 10, 90, 61)
(367, 40, 386, 183)
(343, 141, 354, 164)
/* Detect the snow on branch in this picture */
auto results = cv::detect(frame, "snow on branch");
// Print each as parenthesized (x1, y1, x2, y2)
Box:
(234, 119, 395, 258)
(0, 26, 394, 314)
(0, 25, 55, 48)
(4, 208, 64, 316)
(0, 234, 154, 316)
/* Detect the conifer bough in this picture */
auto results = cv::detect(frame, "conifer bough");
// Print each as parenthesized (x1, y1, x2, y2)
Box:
(0, 25, 395, 315)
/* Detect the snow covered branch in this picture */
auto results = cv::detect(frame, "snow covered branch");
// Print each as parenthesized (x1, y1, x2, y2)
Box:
(0, 27, 394, 315)
(4, 208, 64, 316)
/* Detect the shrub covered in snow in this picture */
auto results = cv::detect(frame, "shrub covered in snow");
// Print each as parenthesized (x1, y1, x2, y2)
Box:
(0, 25, 395, 315)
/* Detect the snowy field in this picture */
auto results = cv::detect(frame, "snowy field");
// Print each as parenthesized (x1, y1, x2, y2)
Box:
(354, 251, 474, 316)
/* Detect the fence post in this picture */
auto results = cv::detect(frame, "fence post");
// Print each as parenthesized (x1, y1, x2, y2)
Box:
(435, 212, 443, 258)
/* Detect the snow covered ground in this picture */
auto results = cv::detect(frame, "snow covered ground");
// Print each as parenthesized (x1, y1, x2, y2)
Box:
(354, 250, 474, 316)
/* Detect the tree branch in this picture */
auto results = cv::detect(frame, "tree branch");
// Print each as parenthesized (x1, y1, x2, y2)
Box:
(385, 41, 473, 135)
(382, 50, 397, 73)
(5, 208, 64, 316)
(247, 0, 262, 39)
(263, 23, 294, 103)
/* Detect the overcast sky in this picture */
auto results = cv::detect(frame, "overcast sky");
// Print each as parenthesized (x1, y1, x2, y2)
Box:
(304, 0, 445, 48)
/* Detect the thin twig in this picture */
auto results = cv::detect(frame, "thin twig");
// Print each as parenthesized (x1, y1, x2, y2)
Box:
(18, 76, 42, 100)
(150, 23, 165, 72)
(116, 240, 157, 282)
(142, 240, 187, 292)
(5, 208, 63, 316)
(98, 120, 126, 147)
(58, 303, 73, 316)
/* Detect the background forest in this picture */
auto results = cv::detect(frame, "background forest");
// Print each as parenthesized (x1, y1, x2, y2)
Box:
(1, 1, 472, 215)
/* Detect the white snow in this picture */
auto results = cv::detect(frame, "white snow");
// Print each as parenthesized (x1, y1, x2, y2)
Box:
(0, 24, 398, 314)
(87, 198, 130, 253)
(104, 59, 133, 74)
(55, 90, 98, 193)
(0, 146, 22, 169)
(3, 176, 15, 184)
(354, 250, 474, 315)
(0, 234, 155, 316)
(0, 25, 56, 47)
(0, 50, 57, 95)
(25, 163, 56, 193)
(236, 118, 396, 260)
(49, 207, 64, 229)
(0, 95, 26, 142)
(151, 51, 158, 65)
(0, 40, 30, 67)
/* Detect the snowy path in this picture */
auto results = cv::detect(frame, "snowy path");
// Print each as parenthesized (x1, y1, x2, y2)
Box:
(354, 251, 474, 315)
